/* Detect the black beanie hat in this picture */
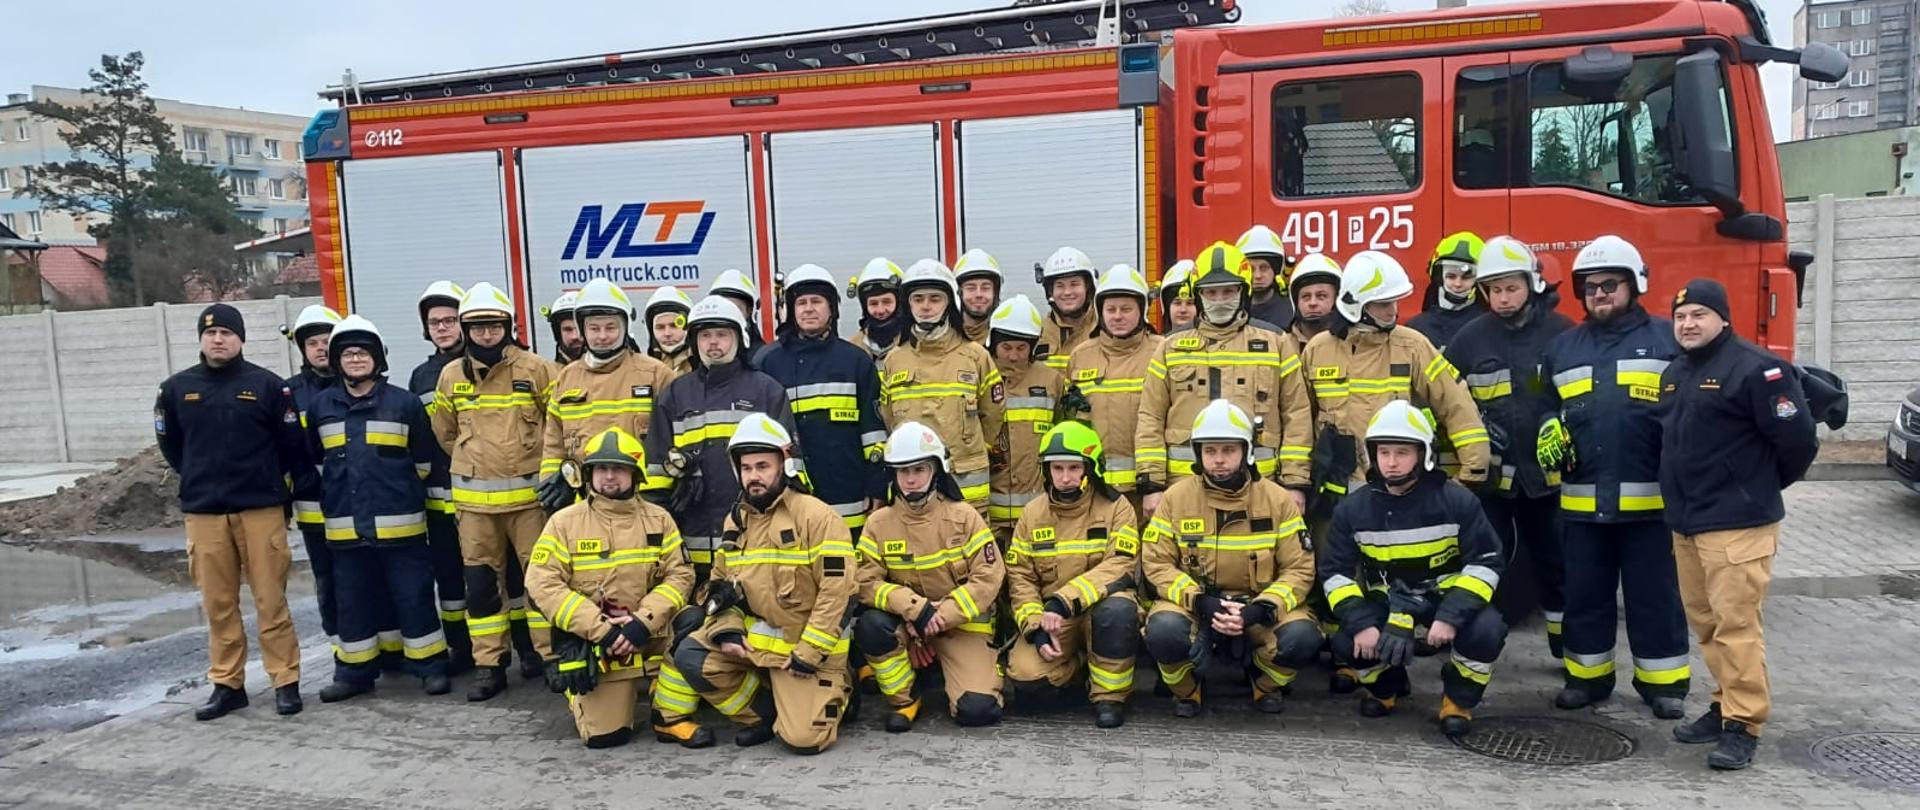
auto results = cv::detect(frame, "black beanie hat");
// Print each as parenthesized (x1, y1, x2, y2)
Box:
(1671, 279, 1730, 322)
(198, 303, 246, 342)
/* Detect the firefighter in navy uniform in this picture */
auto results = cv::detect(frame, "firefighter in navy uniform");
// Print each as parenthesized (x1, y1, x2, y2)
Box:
(154, 303, 314, 720)
(985, 294, 1061, 536)
(1034, 247, 1099, 371)
(667, 415, 860, 754)
(281, 304, 346, 665)
(647, 295, 797, 573)
(545, 291, 584, 365)
(756, 264, 888, 535)
(410, 280, 475, 673)
(1442, 236, 1572, 660)
(1538, 235, 1692, 720)
(1141, 399, 1321, 717)
(525, 427, 696, 749)
(954, 248, 1002, 345)
(1406, 231, 1485, 351)
(709, 268, 767, 355)
(1319, 401, 1508, 737)
(1006, 422, 1141, 728)
(1659, 278, 1818, 772)
(643, 286, 695, 376)
(306, 316, 452, 701)
(537, 279, 679, 511)
(1236, 225, 1295, 330)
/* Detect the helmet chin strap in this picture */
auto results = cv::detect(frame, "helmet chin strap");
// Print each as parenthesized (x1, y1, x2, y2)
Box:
(1437, 288, 1474, 311)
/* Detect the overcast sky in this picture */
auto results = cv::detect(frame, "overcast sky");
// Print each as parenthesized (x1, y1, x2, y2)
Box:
(2, 0, 1804, 140)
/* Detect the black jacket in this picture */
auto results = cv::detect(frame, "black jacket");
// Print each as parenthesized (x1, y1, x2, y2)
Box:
(1248, 291, 1295, 335)
(1406, 306, 1479, 353)
(1318, 468, 1505, 631)
(155, 356, 313, 514)
(1658, 330, 1819, 535)
(646, 359, 795, 559)
(409, 351, 458, 508)
(755, 331, 888, 525)
(1541, 305, 1678, 523)
(283, 366, 334, 525)
(307, 379, 434, 548)
(1444, 295, 1574, 499)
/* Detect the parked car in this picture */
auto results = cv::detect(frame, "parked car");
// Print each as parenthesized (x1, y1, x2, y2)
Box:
(1891, 385, 1920, 493)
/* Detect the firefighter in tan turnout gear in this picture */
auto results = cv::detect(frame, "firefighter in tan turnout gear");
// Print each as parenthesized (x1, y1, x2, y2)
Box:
(643, 285, 694, 377)
(1141, 399, 1322, 717)
(538, 279, 679, 511)
(1064, 264, 1165, 514)
(878, 259, 1005, 514)
(665, 414, 860, 754)
(428, 282, 558, 701)
(1034, 246, 1099, 371)
(524, 427, 694, 748)
(1137, 241, 1313, 519)
(856, 421, 1007, 732)
(1005, 421, 1140, 728)
(985, 294, 1061, 536)
(954, 248, 1002, 345)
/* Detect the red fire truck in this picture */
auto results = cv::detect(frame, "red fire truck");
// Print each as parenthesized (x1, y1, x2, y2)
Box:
(301, 0, 1843, 370)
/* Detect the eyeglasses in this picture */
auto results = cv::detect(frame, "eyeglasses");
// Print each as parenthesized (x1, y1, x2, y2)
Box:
(427, 317, 459, 328)
(338, 347, 373, 360)
(1579, 278, 1628, 297)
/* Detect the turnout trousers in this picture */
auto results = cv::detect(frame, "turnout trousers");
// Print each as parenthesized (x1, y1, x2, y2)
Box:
(1006, 593, 1140, 704)
(1481, 493, 1566, 656)
(457, 507, 550, 668)
(1142, 600, 1322, 700)
(331, 542, 450, 685)
(1561, 520, 1691, 701)
(1333, 591, 1507, 709)
(668, 623, 854, 753)
(857, 610, 1003, 724)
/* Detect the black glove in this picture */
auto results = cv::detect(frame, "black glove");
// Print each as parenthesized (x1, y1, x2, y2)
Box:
(911, 601, 939, 635)
(1192, 593, 1226, 625)
(1057, 383, 1092, 419)
(1239, 600, 1277, 628)
(703, 579, 742, 615)
(667, 472, 704, 516)
(536, 473, 576, 512)
(1376, 622, 1416, 668)
(605, 621, 650, 657)
(550, 631, 599, 695)
(1043, 596, 1071, 620)
(786, 654, 818, 676)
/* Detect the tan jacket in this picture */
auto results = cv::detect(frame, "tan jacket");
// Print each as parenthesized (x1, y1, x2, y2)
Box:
(524, 494, 693, 680)
(540, 350, 679, 492)
(962, 316, 990, 346)
(856, 494, 1005, 634)
(989, 358, 1062, 529)
(1063, 329, 1163, 492)
(878, 328, 1005, 487)
(1007, 492, 1138, 633)
(1136, 314, 1312, 489)
(709, 488, 858, 671)
(1141, 475, 1314, 619)
(1037, 310, 1095, 372)
(429, 346, 557, 513)
(651, 346, 693, 378)
(1299, 326, 1489, 488)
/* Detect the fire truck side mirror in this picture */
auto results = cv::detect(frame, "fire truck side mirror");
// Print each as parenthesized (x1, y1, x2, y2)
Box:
(1672, 50, 1741, 219)
(1797, 41, 1849, 84)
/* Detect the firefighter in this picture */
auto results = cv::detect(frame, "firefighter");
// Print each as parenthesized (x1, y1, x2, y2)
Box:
(1442, 236, 1572, 660)
(755, 264, 888, 535)
(643, 286, 694, 376)
(1319, 401, 1508, 737)
(281, 304, 346, 666)
(667, 415, 860, 753)
(525, 426, 696, 748)
(428, 282, 558, 701)
(538, 279, 679, 511)
(1301, 250, 1489, 509)
(1659, 278, 1818, 771)
(647, 295, 796, 573)
(1406, 231, 1486, 351)
(1236, 224, 1295, 330)
(877, 259, 1005, 516)
(1156, 259, 1197, 333)
(1035, 246, 1098, 370)
(851, 257, 907, 360)
(954, 248, 1002, 345)
(409, 280, 475, 674)
(1141, 399, 1320, 717)
(985, 294, 1060, 536)
(154, 303, 312, 720)
(1136, 241, 1312, 520)
(1285, 253, 1343, 346)
(856, 421, 1006, 731)
(1063, 264, 1164, 515)
(307, 315, 451, 701)
(709, 268, 766, 353)
(1005, 422, 1140, 728)
(545, 291, 584, 365)
(1539, 235, 1690, 721)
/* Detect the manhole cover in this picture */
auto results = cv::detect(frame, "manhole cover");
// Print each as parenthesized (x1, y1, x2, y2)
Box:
(1451, 716, 1636, 765)
(1810, 732, 1920, 789)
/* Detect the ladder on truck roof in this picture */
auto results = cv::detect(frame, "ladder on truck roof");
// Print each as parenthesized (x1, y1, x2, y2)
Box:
(323, 0, 1241, 105)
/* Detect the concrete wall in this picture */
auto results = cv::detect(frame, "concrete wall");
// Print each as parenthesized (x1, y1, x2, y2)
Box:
(1778, 125, 1920, 201)
(0, 296, 317, 462)
(1789, 194, 1920, 442)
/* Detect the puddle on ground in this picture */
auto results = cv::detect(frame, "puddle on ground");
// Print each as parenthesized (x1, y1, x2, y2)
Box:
(1770, 571, 1920, 600)
(0, 534, 313, 661)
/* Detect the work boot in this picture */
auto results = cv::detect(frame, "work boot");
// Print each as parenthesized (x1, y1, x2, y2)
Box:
(1093, 702, 1126, 729)
(840, 690, 862, 725)
(466, 666, 508, 702)
(1553, 686, 1605, 710)
(1673, 702, 1724, 745)
(1359, 693, 1397, 718)
(1329, 667, 1359, 694)
(885, 698, 922, 733)
(1707, 721, 1759, 770)
(1438, 696, 1473, 738)
(423, 674, 452, 696)
(194, 684, 248, 721)
(734, 721, 777, 748)
(274, 684, 303, 716)
(1252, 686, 1286, 715)
(519, 654, 545, 682)
(857, 663, 879, 695)
(1647, 695, 1686, 720)
(1172, 692, 1203, 719)
(651, 713, 716, 749)
(319, 680, 374, 703)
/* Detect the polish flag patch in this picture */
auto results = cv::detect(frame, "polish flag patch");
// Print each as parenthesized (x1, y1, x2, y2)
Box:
(1763, 367, 1784, 382)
